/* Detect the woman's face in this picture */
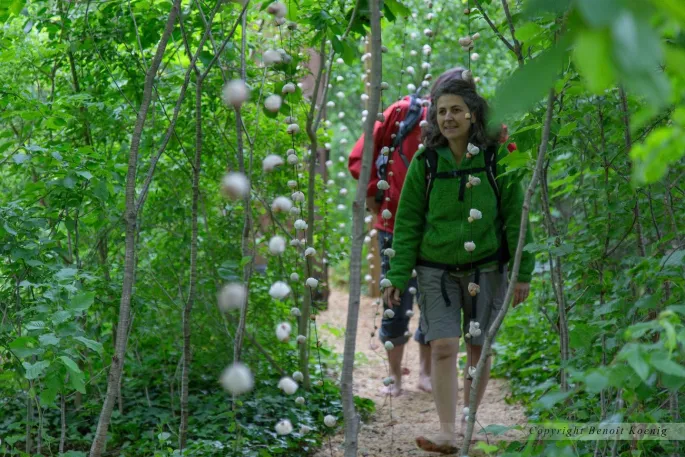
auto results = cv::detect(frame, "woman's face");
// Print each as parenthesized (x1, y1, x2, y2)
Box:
(436, 94, 473, 142)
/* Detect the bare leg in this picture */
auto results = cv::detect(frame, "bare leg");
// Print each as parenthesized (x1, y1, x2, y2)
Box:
(460, 343, 491, 436)
(417, 342, 432, 393)
(415, 337, 459, 451)
(380, 342, 405, 396)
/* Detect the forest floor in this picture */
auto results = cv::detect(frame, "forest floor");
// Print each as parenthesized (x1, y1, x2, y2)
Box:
(313, 288, 528, 457)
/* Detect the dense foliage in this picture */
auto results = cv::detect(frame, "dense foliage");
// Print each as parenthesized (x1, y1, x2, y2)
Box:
(1, 0, 684, 456)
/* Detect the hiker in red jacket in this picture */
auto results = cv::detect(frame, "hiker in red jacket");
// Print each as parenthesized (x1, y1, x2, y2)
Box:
(349, 93, 432, 397)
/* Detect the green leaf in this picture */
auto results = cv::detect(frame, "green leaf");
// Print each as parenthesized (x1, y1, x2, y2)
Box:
(10, 336, 41, 358)
(524, 0, 572, 16)
(39, 333, 60, 346)
(660, 249, 685, 268)
(59, 355, 82, 374)
(499, 149, 532, 171)
(23, 360, 51, 380)
(654, 0, 685, 25)
(577, 0, 622, 27)
(619, 343, 650, 382)
(26, 320, 46, 331)
(13, 153, 31, 164)
(384, 0, 410, 19)
(558, 121, 577, 137)
(52, 310, 73, 324)
(44, 117, 67, 130)
(76, 170, 93, 180)
(651, 359, 685, 377)
(535, 390, 572, 410)
(493, 37, 569, 123)
(474, 441, 498, 453)
(584, 370, 609, 393)
(56, 267, 77, 281)
(74, 336, 104, 354)
(574, 29, 615, 93)
(70, 291, 95, 311)
(516, 22, 544, 43)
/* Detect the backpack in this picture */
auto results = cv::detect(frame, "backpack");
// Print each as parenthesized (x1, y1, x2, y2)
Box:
(421, 146, 511, 272)
(374, 94, 424, 204)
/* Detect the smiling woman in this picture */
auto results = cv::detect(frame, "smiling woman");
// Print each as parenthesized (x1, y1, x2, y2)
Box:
(382, 67, 536, 453)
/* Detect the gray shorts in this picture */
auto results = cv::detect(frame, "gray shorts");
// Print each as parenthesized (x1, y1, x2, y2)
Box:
(416, 265, 508, 345)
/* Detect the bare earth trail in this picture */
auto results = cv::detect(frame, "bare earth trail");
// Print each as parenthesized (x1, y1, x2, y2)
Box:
(313, 288, 527, 457)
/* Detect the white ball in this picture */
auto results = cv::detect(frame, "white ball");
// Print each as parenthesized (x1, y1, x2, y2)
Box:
(295, 396, 305, 405)
(380, 278, 392, 288)
(278, 376, 298, 394)
(292, 371, 304, 382)
(220, 173, 249, 200)
(264, 94, 282, 112)
(275, 419, 293, 435)
(222, 80, 250, 108)
(268, 236, 286, 255)
(263, 49, 282, 65)
(282, 82, 296, 94)
(263, 154, 284, 172)
(272, 196, 293, 213)
(217, 283, 246, 312)
(306, 277, 319, 288)
(384, 309, 395, 319)
(384, 341, 394, 351)
(324, 415, 337, 427)
(219, 362, 254, 395)
(269, 281, 291, 299)
(381, 209, 392, 219)
(276, 322, 292, 342)
(290, 307, 301, 317)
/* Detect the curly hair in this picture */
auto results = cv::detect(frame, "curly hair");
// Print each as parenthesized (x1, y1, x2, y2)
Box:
(422, 67, 498, 151)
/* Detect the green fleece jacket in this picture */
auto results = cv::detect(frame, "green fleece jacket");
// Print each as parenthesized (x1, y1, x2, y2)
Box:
(386, 145, 535, 292)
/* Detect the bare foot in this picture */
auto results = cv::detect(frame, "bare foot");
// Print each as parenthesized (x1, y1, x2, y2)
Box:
(415, 435, 458, 454)
(379, 384, 403, 397)
(417, 375, 432, 393)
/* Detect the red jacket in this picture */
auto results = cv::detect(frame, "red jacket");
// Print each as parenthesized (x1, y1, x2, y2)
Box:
(348, 96, 424, 233)
(348, 96, 517, 233)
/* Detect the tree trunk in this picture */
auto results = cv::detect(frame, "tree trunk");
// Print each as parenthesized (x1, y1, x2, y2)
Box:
(233, 9, 254, 364)
(461, 88, 556, 455)
(88, 2, 182, 455)
(180, 71, 203, 451)
(342, 1, 382, 456)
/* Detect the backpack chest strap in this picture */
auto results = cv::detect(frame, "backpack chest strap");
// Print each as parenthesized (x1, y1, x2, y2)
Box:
(434, 166, 487, 201)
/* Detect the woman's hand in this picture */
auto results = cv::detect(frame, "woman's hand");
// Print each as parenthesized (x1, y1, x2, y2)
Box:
(512, 282, 530, 308)
(382, 286, 401, 308)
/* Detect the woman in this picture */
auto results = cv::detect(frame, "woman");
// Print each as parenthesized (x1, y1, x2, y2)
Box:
(382, 68, 535, 453)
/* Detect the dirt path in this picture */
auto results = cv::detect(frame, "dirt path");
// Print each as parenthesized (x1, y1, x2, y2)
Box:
(313, 288, 527, 457)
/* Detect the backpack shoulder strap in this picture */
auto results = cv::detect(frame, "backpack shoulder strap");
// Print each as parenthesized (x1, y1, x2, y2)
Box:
(484, 146, 500, 202)
(423, 147, 438, 210)
(392, 95, 423, 169)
